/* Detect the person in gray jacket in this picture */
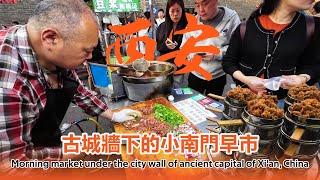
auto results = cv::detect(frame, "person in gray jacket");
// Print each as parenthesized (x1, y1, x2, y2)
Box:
(181, 0, 240, 95)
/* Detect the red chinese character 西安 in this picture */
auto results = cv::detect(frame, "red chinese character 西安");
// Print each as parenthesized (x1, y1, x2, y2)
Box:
(106, 18, 156, 65)
(158, 13, 220, 80)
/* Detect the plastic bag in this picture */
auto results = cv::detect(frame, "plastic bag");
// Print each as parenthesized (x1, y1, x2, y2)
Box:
(263, 76, 283, 91)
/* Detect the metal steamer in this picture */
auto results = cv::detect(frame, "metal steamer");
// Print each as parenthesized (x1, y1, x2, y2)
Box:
(206, 94, 247, 133)
(275, 106, 320, 163)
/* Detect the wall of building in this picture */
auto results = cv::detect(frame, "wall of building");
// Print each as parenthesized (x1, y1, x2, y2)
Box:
(0, 0, 41, 25)
(0, 0, 259, 26)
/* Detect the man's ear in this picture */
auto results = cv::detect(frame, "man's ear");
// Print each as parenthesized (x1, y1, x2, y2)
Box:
(40, 28, 62, 50)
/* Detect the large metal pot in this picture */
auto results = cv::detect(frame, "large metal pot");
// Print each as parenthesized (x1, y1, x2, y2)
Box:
(242, 108, 284, 126)
(223, 95, 247, 119)
(118, 61, 177, 101)
(283, 111, 320, 142)
(274, 140, 318, 164)
(240, 118, 283, 141)
(284, 86, 320, 112)
(274, 139, 318, 176)
(277, 127, 320, 158)
(206, 94, 247, 134)
(287, 106, 320, 126)
(284, 96, 294, 113)
(240, 108, 284, 141)
(208, 93, 247, 119)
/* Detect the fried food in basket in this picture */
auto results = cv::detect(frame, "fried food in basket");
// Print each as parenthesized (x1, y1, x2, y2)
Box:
(227, 86, 257, 103)
(247, 95, 284, 120)
(291, 99, 320, 119)
(288, 85, 320, 101)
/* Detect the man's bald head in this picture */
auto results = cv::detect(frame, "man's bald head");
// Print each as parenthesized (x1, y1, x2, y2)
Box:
(28, 0, 98, 40)
(27, 0, 100, 69)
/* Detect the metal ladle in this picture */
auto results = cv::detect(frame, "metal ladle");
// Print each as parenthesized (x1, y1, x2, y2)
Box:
(107, 63, 142, 77)
(132, 59, 150, 76)
(107, 59, 150, 77)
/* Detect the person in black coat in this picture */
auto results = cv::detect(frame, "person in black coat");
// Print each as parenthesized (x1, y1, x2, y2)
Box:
(222, 0, 320, 99)
(156, 0, 188, 88)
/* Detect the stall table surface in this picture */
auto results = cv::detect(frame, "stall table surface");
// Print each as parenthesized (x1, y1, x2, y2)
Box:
(97, 88, 319, 179)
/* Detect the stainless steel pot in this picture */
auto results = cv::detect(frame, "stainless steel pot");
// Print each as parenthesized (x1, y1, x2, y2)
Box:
(208, 93, 247, 119)
(275, 127, 320, 159)
(148, 63, 174, 76)
(242, 107, 284, 125)
(283, 111, 320, 142)
(223, 96, 246, 119)
(239, 118, 283, 141)
(117, 61, 177, 101)
(240, 108, 284, 141)
(284, 96, 293, 113)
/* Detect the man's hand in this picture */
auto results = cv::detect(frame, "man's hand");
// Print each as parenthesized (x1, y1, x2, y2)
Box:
(281, 74, 310, 89)
(111, 109, 142, 123)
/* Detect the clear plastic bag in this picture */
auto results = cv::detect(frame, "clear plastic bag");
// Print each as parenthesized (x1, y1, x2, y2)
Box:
(263, 76, 282, 91)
